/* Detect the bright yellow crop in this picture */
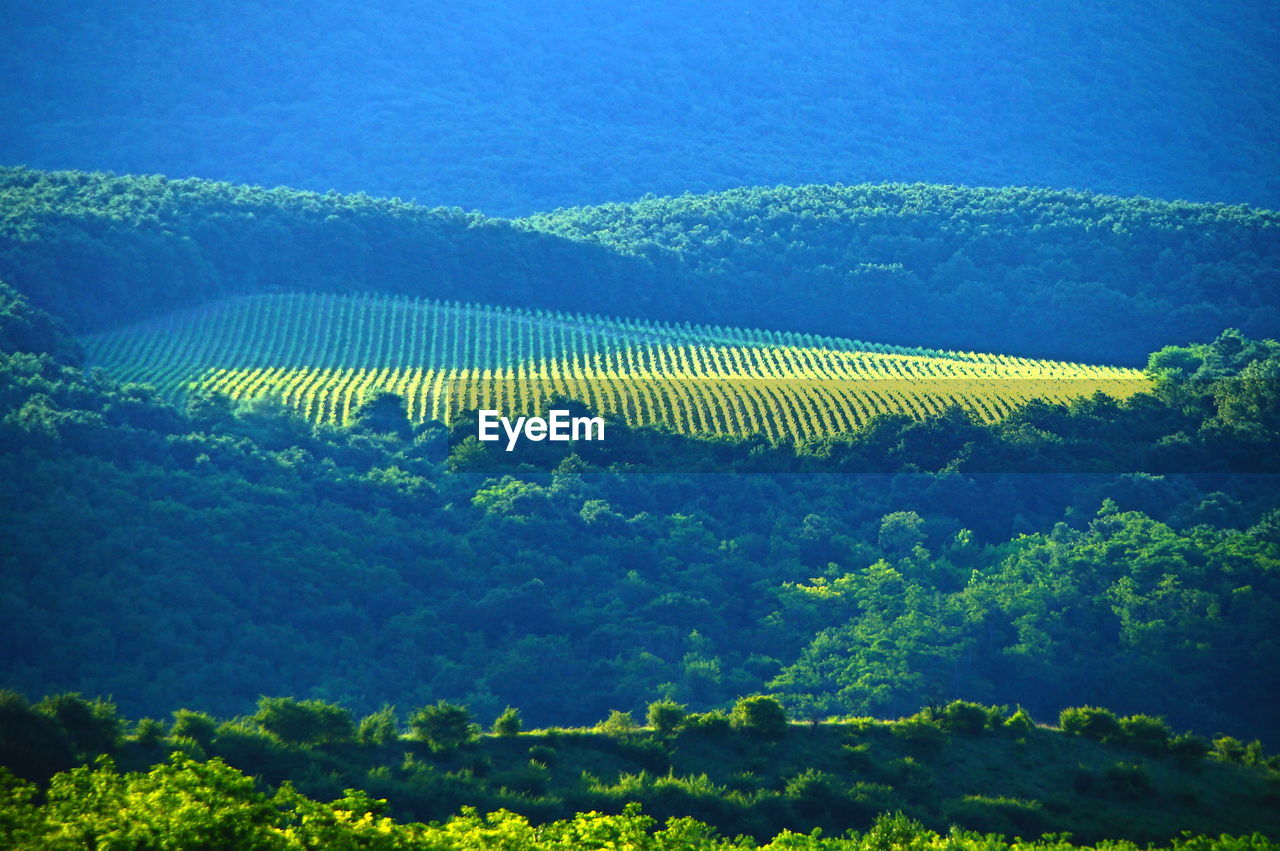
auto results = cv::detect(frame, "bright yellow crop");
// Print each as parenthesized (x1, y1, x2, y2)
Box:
(82, 292, 1149, 442)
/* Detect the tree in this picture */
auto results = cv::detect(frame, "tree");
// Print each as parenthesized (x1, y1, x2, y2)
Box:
(729, 695, 787, 737)
(33, 693, 122, 760)
(354, 391, 411, 438)
(356, 705, 400, 745)
(493, 707, 522, 737)
(646, 699, 687, 735)
(408, 701, 477, 751)
(170, 709, 218, 747)
(1059, 706, 1120, 741)
(597, 710, 640, 737)
(879, 511, 926, 558)
(252, 697, 354, 747)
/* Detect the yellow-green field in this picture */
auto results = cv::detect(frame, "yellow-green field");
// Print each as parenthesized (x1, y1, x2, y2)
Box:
(82, 292, 1148, 442)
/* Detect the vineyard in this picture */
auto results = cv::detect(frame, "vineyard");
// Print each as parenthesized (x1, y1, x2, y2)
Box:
(81, 292, 1149, 443)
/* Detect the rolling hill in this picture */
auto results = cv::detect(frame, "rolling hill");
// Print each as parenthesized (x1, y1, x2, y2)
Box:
(2, 168, 1277, 367)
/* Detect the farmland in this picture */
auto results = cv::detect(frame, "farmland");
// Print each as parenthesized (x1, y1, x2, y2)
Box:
(83, 292, 1147, 442)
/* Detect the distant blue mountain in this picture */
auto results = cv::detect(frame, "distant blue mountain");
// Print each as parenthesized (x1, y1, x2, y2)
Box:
(1, 0, 1276, 214)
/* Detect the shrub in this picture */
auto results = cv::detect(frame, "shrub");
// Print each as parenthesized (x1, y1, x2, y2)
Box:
(1212, 736, 1247, 763)
(253, 697, 354, 747)
(681, 711, 731, 737)
(1103, 761, 1153, 799)
(646, 700, 687, 735)
(1059, 706, 1120, 741)
(785, 768, 842, 818)
(170, 709, 218, 747)
(356, 705, 400, 745)
(1170, 732, 1210, 762)
(891, 715, 947, 750)
(408, 701, 477, 752)
(527, 744, 557, 765)
(493, 707, 522, 737)
(131, 718, 166, 746)
(932, 700, 989, 734)
(597, 710, 640, 737)
(729, 696, 787, 737)
(1118, 714, 1171, 754)
(1004, 707, 1035, 735)
(0, 690, 75, 781)
(943, 795, 1047, 836)
(34, 693, 123, 758)
(842, 742, 875, 772)
(883, 756, 934, 791)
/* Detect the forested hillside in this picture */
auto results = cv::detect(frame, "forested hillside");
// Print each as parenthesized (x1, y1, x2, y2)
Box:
(523, 184, 1280, 363)
(2, 281, 1278, 745)
(3, 168, 1278, 364)
(2, 0, 1277, 213)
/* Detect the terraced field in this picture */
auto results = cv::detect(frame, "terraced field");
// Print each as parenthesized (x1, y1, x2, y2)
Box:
(82, 292, 1148, 442)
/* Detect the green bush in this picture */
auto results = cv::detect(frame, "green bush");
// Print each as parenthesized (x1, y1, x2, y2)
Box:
(842, 742, 875, 772)
(408, 701, 477, 752)
(131, 718, 166, 746)
(1004, 707, 1035, 736)
(646, 700, 687, 735)
(1103, 761, 1154, 799)
(891, 715, 947, 750)
(784, 768, 843, 818)
(943, 795, 1048, 836)
(527, 744, 557, 765)
(597, 710, 640, 738)
(729, 696, 787, 737)
(493, 706, 522, 737)
(1170, 732, 1210, 762)
(170, 709, 218, 747)
(34, 693, 123, 759)
(931, 700, 990, 734)
(252, 696, 354, 747)
(1058, 706, 1121, 742)
(356, 705, 400, 745)
(681, 711, 732, 737)
(1118, 714, 1171, 754)
(1212, 736, 1247, 763)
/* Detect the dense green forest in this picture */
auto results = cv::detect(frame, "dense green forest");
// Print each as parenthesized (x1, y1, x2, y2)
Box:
(1, 165, 1278, 844)
(2, 168, 1278, 363)
(1, 279, 1278, 746)
(2, 1, 1277, 214)
(3, 691, 1279, 845)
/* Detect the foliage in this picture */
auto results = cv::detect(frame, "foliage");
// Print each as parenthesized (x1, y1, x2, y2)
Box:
(729, 696, 788, 737)
(493, 707, 522, 737)
(3, 694, 1279, 844)
(647, 700, 687, 735)
(597, 710, 641, 738)
(1060, 707, 1122, 742)
(3, 170, 1279, 368)
(253, 697, 355, 747)
(3, 753, 1275, 848)
(408, 702, 477, 752)
(3, 0, 1277, 218)
(356, 705, 401, 746)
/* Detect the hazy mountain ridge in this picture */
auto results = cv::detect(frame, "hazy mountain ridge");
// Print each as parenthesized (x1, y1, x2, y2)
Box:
(3, 0, 1277, 213)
